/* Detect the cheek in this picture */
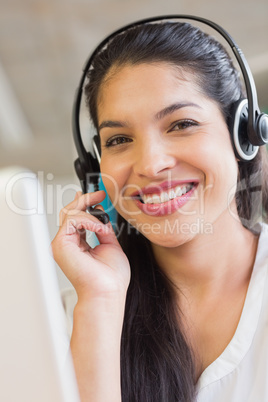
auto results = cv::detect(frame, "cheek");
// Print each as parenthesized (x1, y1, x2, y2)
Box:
(100, 161, 118, 202)
(194, 128, 237, 175)
(201, 153, 238, 216)
(189, 131, 238, 204)
(101, 158, 141, 220)
(100, 159, 130, 209)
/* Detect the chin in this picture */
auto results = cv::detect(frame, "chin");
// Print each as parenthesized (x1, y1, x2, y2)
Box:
(141, 228, 197, 248)
(136, 215, 215, 247)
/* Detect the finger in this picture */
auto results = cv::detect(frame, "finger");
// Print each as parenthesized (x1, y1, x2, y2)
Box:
(66, 191, 106, 212)
(94, 221, 120, 247)
(74, 190, 82, 199)
(62, 210, 120, 248)
(79, 236, 92, 252)
(62, 211, 109, 237)
(59, 191, 107, 225)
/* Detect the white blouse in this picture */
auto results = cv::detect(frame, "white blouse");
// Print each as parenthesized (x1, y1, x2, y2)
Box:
(196, 223, 268, 402)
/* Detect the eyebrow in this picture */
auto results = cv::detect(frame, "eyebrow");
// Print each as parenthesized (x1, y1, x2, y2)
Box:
(98, 102, 201, 131)
(154, 102, 201, 121)
(98, 120, 127, 131)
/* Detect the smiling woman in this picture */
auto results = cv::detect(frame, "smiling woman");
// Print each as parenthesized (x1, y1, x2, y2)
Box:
(97, 63, 240, 244)
(52, 17, 268, 402)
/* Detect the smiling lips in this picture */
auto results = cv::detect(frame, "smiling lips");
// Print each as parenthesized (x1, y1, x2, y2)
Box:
(130, 180, 198, 216)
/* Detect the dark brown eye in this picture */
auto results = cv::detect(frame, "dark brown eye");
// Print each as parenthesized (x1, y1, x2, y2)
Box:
(106, 136, 132, 147)
(170, 119, 198, 131)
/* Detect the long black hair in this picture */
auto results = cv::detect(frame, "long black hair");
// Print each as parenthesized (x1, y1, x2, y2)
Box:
(85, 21, 268, 401)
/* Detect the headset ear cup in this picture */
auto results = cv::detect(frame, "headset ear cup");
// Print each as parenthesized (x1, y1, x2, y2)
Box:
(256, 113, 268, 145)
(74, 157, 87, 193)
(92, 135, 101, 165)
(229, 99, 259, 161)
(74, 153, 100, 193)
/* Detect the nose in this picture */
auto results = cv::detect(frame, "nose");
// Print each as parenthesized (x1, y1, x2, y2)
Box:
(133, 138, 177, 178)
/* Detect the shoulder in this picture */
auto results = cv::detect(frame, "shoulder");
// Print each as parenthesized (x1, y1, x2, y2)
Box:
(255, 222, 268, 257)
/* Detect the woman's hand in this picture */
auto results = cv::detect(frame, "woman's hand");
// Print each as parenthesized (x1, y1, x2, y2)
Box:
(51, 190, 130, 302)
(52, 191, 129, 401)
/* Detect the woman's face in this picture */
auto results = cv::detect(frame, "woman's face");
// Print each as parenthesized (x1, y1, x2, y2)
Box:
(97, 63, 239, 247)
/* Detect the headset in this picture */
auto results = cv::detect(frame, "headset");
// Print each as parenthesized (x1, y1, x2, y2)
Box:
(72, 15, 268, 222)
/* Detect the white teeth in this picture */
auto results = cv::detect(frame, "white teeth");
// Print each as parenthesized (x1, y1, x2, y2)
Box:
(152, 194, 161, 204)
(144, 194, 153, 204)
(176, 187, 182, 197)
(163, 192, 169, 202)
(141, 184, 193, 204)
(169, 189, 176, 199)
(160, 192, 166, 202)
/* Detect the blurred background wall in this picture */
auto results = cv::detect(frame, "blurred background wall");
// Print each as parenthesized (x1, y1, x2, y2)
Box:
(1, 0, 267, 287)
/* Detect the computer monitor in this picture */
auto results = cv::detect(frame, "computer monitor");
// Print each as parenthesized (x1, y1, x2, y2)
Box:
(0, 166, 80, 402)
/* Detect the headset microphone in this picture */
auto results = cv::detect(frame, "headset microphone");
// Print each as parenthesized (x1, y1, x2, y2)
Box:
(72, 84, 109, 224)
(72, 15, 268, 222)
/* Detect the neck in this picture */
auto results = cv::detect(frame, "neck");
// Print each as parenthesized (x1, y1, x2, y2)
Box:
(151, 212, 259, 302)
